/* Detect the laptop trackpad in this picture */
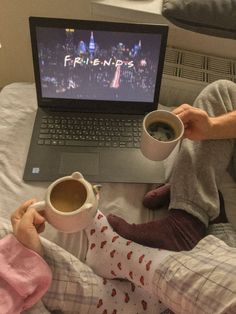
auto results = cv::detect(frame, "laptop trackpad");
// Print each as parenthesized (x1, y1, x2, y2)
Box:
(59, 152, 99, 175)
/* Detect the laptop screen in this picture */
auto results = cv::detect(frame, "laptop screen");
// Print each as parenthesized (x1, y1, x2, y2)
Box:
(30, 17, 168, 114)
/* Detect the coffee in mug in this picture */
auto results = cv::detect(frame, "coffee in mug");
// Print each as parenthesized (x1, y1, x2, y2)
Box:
(140, 110, 184, 161)
(50, 179, 87, 213)
(147, 121, 176, 142)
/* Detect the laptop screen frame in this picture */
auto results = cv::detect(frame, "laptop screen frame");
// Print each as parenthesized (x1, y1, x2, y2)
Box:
(29, 16, 168, 114)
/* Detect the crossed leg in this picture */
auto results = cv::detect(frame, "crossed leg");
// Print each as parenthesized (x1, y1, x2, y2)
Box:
(107, 80, 236, 251)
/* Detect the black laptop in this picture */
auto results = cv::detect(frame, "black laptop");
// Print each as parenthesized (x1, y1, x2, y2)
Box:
(23, 16, 168, 183)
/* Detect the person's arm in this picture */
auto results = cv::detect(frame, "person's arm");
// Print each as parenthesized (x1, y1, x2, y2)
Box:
(0, 200, 52, 313)
(210, 110, 236, 139)
(173, 104, 236, 140)
(0, 234, 52, 314)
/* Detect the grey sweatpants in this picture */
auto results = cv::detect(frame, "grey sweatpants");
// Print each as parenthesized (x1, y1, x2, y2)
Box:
(169, 80, 236, 226)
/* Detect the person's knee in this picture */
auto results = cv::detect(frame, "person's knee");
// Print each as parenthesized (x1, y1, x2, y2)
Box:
(214, 79, 236, 94)
(203, 79, 235, 96)
(195, 79, 236, 113)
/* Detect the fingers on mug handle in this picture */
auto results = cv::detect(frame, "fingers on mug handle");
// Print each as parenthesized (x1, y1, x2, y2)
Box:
(28, 201, 46, 212)
(11, 199, 36, 225)
(25, 206, 45, 222)
(22, 207, 46, 233)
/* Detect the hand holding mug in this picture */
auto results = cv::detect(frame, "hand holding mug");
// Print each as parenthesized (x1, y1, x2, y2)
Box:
(11, 199, 45, 256)
(172, 104, 212, 140)
(28, 172, 101, 233)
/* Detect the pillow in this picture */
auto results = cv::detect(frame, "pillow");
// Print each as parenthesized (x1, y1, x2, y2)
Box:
(162, 0, 236, 39)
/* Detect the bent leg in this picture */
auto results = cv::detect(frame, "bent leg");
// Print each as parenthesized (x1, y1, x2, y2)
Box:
(0, 217, 163, 313)
(108, 80, 236, 250)
(41, 230, 162, 314)
(85, 211, 236, 314)
(170, 80, 236, 225)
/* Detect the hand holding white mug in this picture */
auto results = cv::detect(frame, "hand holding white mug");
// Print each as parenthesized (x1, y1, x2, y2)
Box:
(172, 104, 213, 140)
(11, 199, 45, 256)
(28, 172, 101, 233)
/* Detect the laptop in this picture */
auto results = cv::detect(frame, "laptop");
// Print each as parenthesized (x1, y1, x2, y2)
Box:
(24, 16, 168, 183)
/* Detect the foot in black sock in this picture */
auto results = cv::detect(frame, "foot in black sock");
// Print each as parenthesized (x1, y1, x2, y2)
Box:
(143, 183, 171, 209)
(107, 209, 206, 251)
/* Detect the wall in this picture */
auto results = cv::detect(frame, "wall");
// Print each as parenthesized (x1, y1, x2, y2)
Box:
(90, 0, 236, 61)
(1, 1, 235, 88)
(0, 0, 92, 88)
(167, 25, 236, 60)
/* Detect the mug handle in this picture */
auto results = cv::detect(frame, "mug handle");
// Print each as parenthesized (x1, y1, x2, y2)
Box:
(93, 184, 102, 196)
(28, 201, 46, 212)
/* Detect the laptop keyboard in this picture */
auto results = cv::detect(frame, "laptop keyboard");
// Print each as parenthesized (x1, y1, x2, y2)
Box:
(37, 114, 142, 148)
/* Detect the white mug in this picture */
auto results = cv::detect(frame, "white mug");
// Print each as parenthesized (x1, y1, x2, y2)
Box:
(140, 110, 184, 161)
(29, 172, 101, 233)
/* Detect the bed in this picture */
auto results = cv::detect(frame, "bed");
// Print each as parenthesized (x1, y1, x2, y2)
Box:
(0, 82, 236, 312)
(0, 82, 175, 260)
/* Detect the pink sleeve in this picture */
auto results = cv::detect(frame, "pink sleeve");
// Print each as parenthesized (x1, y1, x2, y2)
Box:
(0, 234, 52, 314)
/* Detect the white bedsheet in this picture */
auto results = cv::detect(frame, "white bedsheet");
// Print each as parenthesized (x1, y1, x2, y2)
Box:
(0, 83, 235, 261)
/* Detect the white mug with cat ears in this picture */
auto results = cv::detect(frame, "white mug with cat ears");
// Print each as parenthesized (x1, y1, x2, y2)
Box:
(29, 172, 101, 233)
